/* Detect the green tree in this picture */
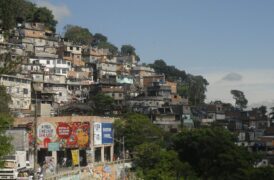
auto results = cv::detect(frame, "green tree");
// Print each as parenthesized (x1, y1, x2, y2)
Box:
(135, 55, 140, 62)
(97, 41, 118, 55)
(121, 44, 136, 56)
(187, 75, 209, 105)
(149, 60, 208, 105)
(0, 52, 23, 75)
(149, 59, 187, 81)
(0, 0, 57, 33)
(172, 128, 254, 180)
(32, 7, 57, 32)
(64, 24, 93, 45)
(231, 90, 248, 110)
(177, 83, 188, 97)
(270, 107, 274, 124)
(0, 86, 13, 167)
(245, 167, 274, 180)
(0, 86, 12, 114)
(91, 93, 114, 115)
(0, 0, 19, 31)
(258, 105, 267, 117)
(134, 142, 196, 180)
(92, 33, 108, 46)
(114, 113, 163, 152)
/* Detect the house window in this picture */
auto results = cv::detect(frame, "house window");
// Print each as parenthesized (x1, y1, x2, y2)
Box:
(62, 60, 66, 64)
(62, 68, 67, 74)
(67, 62, 71, 66)
(47, 60, 50, 64)
(64, 51, 70, 57)
(23, 88, 28, 94)
(8, 77, 14, 81)
(56, 68, 61, 73)
(17, 87, 20, 93)
(76, 47, 79, 51)
(119, 93, 122, 97)
(57, 59, 61, 64)
(112, 93, 115, 97)
(59, 92, 62, 96)
(70, 47, 73, 50)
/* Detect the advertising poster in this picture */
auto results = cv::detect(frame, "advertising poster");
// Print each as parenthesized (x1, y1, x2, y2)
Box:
(71, 149, 79, 166)
(94, 122, 102, 145)
(37, 122, 56, 148)
(48, 142, 60, 151)
(102, 123, 113, 144)
(37, 122, 90, 149)
(57, 122, 90, 148)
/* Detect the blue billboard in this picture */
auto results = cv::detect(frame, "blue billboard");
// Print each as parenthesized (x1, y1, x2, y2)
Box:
(102, 123, 113, 144)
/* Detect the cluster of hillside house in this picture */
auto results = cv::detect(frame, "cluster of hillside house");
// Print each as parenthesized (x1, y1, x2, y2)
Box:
(0, 22, 192, 132)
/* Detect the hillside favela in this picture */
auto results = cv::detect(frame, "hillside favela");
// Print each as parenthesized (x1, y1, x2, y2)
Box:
(1, 0, 274, 180)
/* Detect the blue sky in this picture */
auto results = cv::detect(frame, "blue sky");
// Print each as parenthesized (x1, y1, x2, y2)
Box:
(35, 0, 274, 107)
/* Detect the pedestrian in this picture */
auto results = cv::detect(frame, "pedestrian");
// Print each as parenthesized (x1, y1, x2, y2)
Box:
(62, 157, 67, 167)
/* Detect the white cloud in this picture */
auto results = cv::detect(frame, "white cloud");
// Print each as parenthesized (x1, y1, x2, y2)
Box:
(202, 69, 274, 108)
(36, 1, 70, 21)
(222, 72, 242, 82)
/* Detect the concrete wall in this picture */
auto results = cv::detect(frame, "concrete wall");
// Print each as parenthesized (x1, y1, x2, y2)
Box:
(0, 75, 31, 110)
(6, 129, 29, 151)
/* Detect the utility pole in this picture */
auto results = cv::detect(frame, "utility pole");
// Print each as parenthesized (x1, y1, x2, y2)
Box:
(33, 92, 38, 179)
(122, 136, 125, 180)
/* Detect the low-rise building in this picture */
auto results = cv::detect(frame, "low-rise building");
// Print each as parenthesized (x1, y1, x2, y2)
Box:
(0, 74, 31, 110)
(29, 57, 71, 76)
(13, 116, 115, 168)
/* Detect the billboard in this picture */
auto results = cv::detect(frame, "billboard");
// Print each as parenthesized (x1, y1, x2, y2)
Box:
(37, 122, 90, 149)
(102, 123, 113, 144)
(94, 122, 102, 145)
(94, 123, 113, 145)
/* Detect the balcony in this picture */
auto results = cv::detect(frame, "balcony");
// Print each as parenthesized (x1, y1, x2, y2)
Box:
(67, 80, 93, 85)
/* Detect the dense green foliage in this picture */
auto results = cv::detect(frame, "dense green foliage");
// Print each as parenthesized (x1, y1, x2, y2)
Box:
(186, 75, 209, 105)
(64, 24, 93, 45)
(93, 33, 108, 44)
(172, 128, 255, 180)
(0, 0, 57, 32)
(120, 44, 140, 61)
(97, 41, 118, 55)
(114, 114, 267, 179)
(149, 59, 209, 105)
(134, 142, 196, 180)
(0, 53, 23, 75)
(0, 86, 12, 114)
(149, 59, 187, 81)
(63, 24, 119, 55)
(245, 167, 274, 180)
(0, 86, 14, 167)
(121, 44, 136, 56)
(114, 113, 163, 152)
(32, 7, 57, 32)
(91, 93, 114, 115)
(231, 89, 248, 110)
